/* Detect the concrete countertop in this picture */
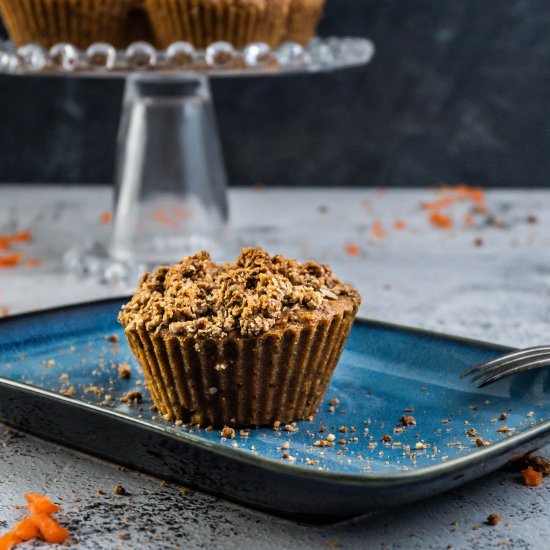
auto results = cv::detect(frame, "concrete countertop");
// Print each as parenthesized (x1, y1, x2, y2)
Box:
(0, 185, 548, 549)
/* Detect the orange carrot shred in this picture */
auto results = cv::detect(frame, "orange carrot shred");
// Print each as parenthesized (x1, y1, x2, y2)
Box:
(0, 253, 23, 268)
(370, 221, 386, 239)
(0, 532, 21, 550)
(1, 494, 70, 548)
(29, 513, 70, 544)
(463, 213, 475, 226)
(172, 207, 193, 220)
(430, 211, 453, 229)
(25, 258, 42, 269)
(345, 243, 362, 257)
(24, 494, 60, 514)
(99, 211, 112, 224)
(12, 519, 38, 542)
(473, 203, 488, 214)
(393, 220, 407, 230)
(422, 196, 455, 211)
(522, 466, 543, 487)
(10, 231, 32, 243)
(422, 185, 487, 220)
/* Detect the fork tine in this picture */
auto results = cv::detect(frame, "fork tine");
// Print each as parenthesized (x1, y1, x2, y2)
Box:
(477, 356, 550, 387)
(460, 346, 550, 378)
(467, 350, 550, 384)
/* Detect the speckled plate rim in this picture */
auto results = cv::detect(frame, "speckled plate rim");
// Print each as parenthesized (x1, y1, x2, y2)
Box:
(0, 297, 548, 489)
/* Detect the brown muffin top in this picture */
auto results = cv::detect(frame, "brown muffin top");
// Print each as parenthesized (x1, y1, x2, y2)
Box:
(119, 247, 360, 338)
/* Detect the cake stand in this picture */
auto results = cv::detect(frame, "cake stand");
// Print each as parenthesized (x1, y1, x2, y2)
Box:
(0, 38, 374, 284)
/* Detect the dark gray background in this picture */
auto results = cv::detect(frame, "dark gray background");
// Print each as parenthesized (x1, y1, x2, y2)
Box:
(0, 0, 549, 187)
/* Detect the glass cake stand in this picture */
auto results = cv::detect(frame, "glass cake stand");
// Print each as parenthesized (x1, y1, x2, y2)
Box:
(0, 38, 374, 283)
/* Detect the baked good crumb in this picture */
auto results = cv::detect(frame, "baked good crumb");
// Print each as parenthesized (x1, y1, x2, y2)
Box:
(113, 484, 127, 495)
(118, 363, 132, 379)
(401, 415, 416, 427)
(119, 391, 143, 404)
(220, 427, 236, 439)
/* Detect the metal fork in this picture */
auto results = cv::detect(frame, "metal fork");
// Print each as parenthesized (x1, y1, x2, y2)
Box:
(461, 346, 550, 387)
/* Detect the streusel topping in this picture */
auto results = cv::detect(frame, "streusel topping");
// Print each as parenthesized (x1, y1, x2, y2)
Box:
(119, 248, 360, 338)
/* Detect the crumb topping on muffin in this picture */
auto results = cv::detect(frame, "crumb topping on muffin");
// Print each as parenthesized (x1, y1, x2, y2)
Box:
(119, 247, 360, 338)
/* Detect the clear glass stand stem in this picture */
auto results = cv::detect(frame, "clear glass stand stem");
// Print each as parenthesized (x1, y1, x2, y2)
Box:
(111, 74, 229, 264)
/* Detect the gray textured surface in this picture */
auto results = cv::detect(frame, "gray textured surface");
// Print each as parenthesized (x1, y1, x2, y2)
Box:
(0, 186, 549, 548)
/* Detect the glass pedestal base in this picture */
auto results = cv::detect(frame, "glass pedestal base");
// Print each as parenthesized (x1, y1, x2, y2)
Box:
(64, 230, 240, 290)
(111, 74, 229, 266)
(1, 37, 375, 281)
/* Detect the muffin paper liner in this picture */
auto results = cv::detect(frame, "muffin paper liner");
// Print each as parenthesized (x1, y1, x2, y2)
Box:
(0, 0, 325, 51)
(125, 306, 357, 427)
(0, 0, 136, 49)
(284, 0, 325, 44)
(145, 0, 303, 49)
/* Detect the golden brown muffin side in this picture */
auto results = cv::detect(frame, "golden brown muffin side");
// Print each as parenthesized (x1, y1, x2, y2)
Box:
(143, 0, 319, 49)
(284, 0, 325, 44)
(126, 299, 358, 426)
(0, 0, 141, 49)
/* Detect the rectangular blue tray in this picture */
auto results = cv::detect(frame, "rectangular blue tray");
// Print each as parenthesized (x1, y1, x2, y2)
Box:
(0, 298, 548, 522)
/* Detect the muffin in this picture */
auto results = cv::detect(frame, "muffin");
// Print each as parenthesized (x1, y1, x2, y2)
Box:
(0, 0, 139, 49)
(119, 247, 360, 428)
(284, 0, 325, 44)
(144, 0, 325, 49)
(123, 1, 155, 45)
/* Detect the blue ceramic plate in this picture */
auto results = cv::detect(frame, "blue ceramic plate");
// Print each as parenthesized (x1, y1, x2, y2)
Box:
(0, 298, 548, 522)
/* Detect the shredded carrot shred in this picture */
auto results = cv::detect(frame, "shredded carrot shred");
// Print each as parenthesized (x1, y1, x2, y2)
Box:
(0, 532, 21, 550)
(99, 211, 112, 224)
(25, 258, 42, 269)
(393, 220, 407, 230)
(25, 494, 60, 514)
(463, 213, 474, 226)
(0, 253, 23, 268)
(473, 203, 487, 214)
(9, 231, 32, 243)
(455, 184, 485, 203)
(0, 230, 36, 269)
(423, 185, 488, 230)
(0, 494, 70, 548)
(370, 221, 386, 239)
(422, 196, 455, 211)
(172, 207, 193, 220)
(152, 205, 194, 227)
(430, 211, 453, 229)
(0, 231, 32, 249)
(153, 206, 179, 228)
(345, 243, 362, 257)
(28, 513, 70, 544)
(12, 519, 38, 542)
(522, 466, 543, 487)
